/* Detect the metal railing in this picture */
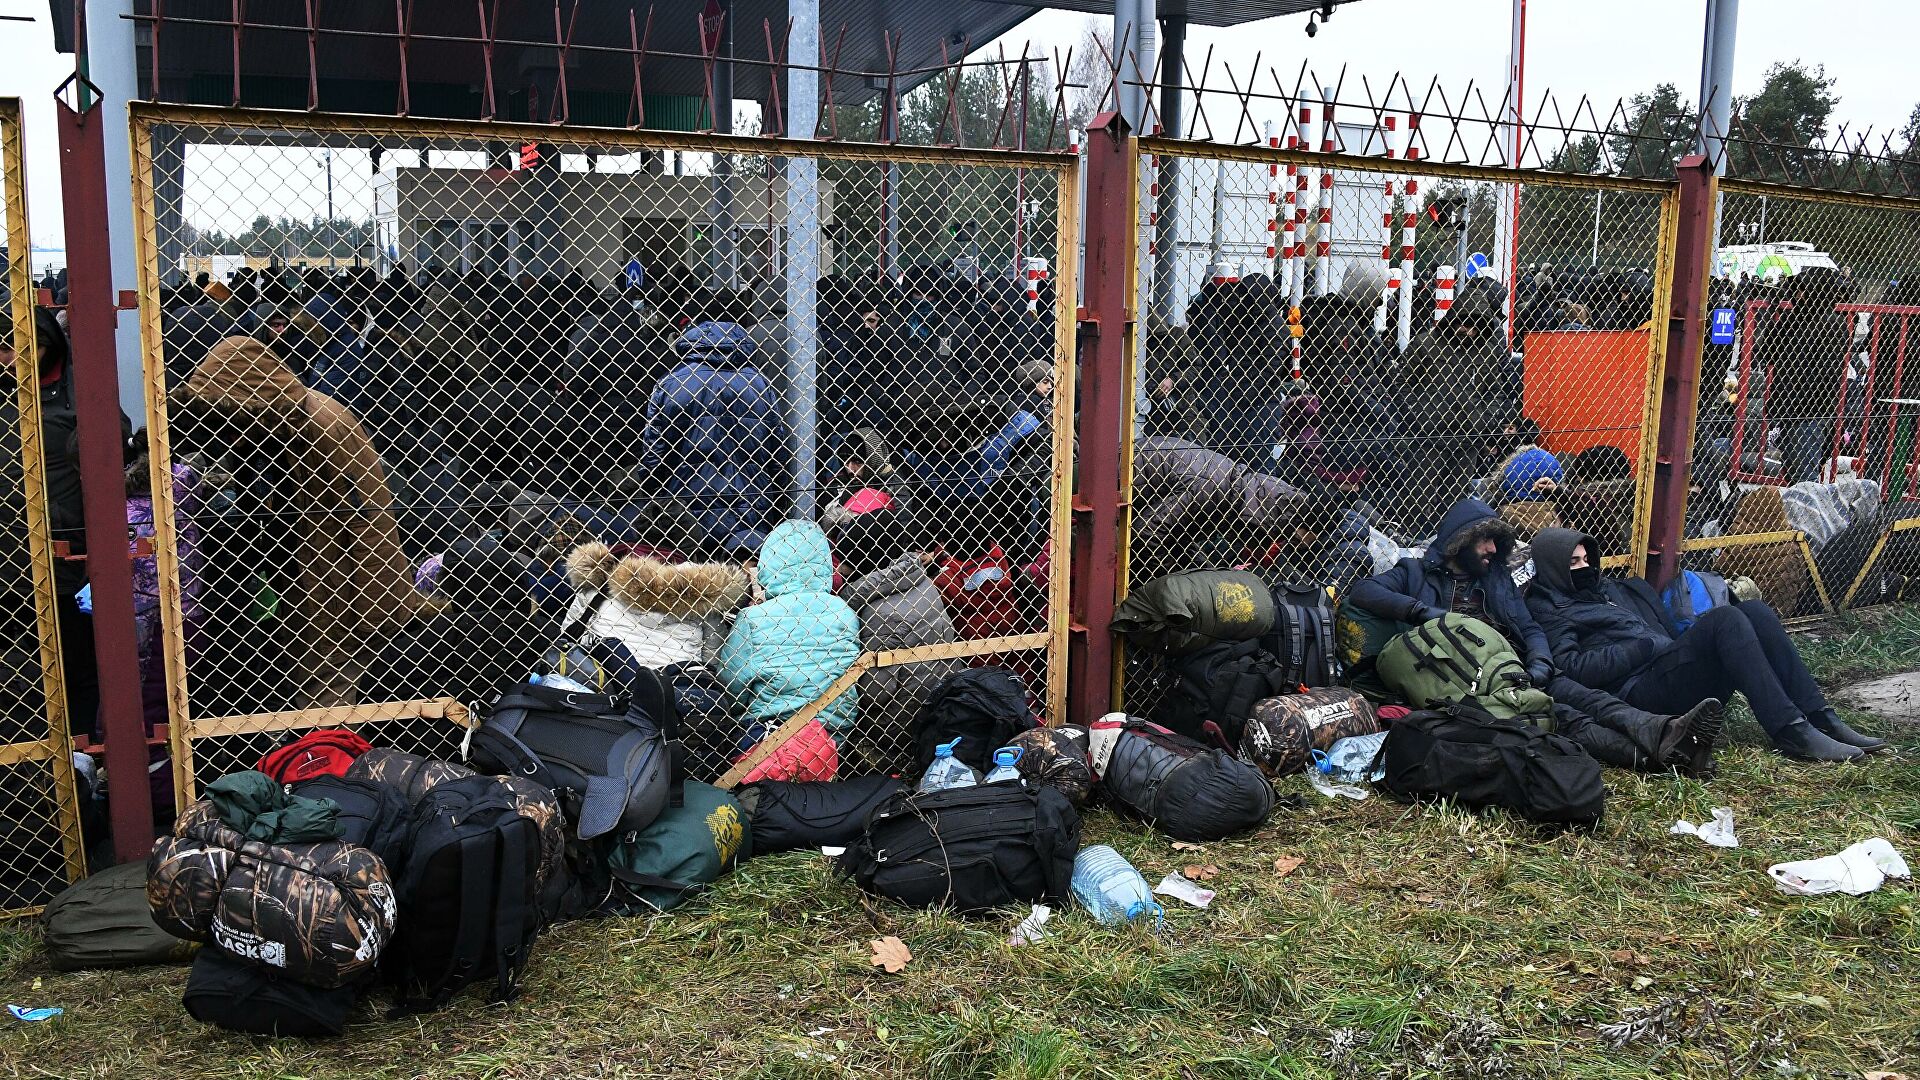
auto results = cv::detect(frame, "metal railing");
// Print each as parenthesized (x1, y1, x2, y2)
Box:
(1112, 130, 1678, 712)
(128, 104, 1076, 798)
(0, 98, 87, 919)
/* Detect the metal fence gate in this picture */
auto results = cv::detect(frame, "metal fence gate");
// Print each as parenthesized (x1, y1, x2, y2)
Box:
(1684, 180, 1920, 620)
(0, 98, 87, 917)
(1113, 133, 1677, 713)
(129, 104, 1076, 800)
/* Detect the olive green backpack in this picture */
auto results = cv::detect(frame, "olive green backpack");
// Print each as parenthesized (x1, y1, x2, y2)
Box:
(1375, 613, 1556, 725)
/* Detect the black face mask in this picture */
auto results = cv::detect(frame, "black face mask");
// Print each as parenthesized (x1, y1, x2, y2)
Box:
(1570, 565, 1601, 592)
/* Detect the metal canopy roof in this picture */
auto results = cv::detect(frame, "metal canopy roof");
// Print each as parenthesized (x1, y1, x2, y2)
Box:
(51, 1, 1361, 120)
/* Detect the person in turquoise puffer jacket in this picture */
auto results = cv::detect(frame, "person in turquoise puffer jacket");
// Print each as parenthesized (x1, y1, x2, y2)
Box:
(718, 519, 860, 734)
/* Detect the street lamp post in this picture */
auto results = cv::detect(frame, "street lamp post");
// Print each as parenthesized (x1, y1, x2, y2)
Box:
(324, 148, 336, 272)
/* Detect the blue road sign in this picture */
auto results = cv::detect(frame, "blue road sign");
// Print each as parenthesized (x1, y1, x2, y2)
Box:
(1464, 252, 1491, 279)
(624, 258, 646, 290)
(1710, 307, 1737, 346)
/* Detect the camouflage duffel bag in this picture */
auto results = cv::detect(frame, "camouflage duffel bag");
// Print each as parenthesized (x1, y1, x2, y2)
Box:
(147, 807, 397, 988)
(1238, 689, 1381, 779)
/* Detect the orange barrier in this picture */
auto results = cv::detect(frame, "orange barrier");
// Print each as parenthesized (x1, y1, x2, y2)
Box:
(1521, 329, 1652, 457)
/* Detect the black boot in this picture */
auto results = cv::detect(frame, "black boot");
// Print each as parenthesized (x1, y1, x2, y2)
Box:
(1552, 705, 1645, 769)
(1771, 718, 1866, 763)
(1669, 699, 1723, 778)
(1588, 694, 1695, 767)
(1807, 708, 1892, 754)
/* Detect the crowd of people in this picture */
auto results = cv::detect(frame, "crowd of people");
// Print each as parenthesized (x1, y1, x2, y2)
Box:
(128, 259, 1062, 777)
(13, 243, 1893, 790)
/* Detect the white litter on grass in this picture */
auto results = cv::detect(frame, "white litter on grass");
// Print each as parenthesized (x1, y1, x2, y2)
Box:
(1009, 904, 1052, 946)
(1670, 807, 1739, 848)
(1307, 771, 1370, 801)
(820, 846, 846, 857)
(1769, 837, 1911, 896)
(1153, 873, 1215, 909)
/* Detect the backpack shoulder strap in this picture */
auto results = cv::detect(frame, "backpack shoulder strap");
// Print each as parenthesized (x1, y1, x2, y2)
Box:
(488, 821, 533, 1004)
(393, 827, 495, 1017)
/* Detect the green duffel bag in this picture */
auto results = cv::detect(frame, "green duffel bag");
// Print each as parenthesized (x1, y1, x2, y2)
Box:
(42, 862, 198, 971)
(603, 782, 753, 913)
(1375, 613, 1557, 725)
(1335, 596, 1413, 672)
(1112, 570, 1274, 655)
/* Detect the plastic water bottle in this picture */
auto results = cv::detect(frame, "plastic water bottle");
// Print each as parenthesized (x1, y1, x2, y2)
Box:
(1070, 845, 1164, 927)
(1314, 731, 1389, 784)
(918, 738, 982, 793)
(983, 746, 1024, 784)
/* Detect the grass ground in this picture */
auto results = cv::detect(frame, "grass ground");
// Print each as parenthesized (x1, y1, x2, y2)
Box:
(4, 611, 1919, 1080)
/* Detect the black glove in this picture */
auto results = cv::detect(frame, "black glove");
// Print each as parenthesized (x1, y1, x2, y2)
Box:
(1409, 602, 1448, 625)
(1526, 658, 1553, 688)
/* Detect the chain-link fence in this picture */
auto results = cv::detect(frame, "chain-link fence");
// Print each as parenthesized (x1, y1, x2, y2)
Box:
(1682, 182, 1920, 619)
(130, 105, 1074, 798)
(0, 98, 87, 918)
(1117, 134, 1674, 712)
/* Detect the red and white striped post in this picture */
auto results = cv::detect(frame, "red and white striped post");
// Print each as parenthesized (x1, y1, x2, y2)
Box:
(1377, 113, 1400, 343)
(1316, 85, 1337, 297)
(1272, 120, 1291, 280)
(1290, 98, 1312, 309)
(1434, 263, 1456, 321)
(1023, 256, 1050, 316)
(1397, 112, 1421, 351)
(1376, 265, 1401, 338)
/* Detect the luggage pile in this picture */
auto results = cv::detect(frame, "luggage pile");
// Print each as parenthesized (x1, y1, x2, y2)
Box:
(144, 665, 756, 1036)
(1115, 570, 1597, 829)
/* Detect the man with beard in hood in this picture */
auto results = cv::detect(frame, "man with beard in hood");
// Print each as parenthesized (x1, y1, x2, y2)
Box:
(1527, 527, 1884, 763)
(1348, 497, 1717, 774)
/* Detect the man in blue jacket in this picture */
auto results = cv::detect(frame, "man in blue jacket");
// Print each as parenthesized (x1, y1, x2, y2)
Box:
(1525, 527, 1887, 763)
(1349, 497, 1716, 773)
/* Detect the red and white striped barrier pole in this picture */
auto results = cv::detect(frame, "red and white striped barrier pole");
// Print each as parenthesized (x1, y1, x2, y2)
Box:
(1377, 113, 1399, 343)
(1290, 98, 1312, 309)
(1268, 119, 1288, 277)
(1376, 265, 1400, 338)
(1397, 112, 1421, 351)
(1434, 263, 1456, 322)
(1316, 85, 1337, 298)
(1023, 256, 1050, 316)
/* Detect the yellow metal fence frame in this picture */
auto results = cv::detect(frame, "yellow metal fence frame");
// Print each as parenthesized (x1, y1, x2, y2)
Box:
(128, 103, 1081, 799)
(1110, 141, 1679, 708)
(0, 97, 86, 919)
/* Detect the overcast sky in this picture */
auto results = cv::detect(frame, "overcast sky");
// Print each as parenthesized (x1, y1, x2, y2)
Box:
(1, 0, 1915, 256)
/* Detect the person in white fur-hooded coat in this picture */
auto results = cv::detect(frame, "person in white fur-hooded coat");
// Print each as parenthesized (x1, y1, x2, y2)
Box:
(563, 542, 749, 669)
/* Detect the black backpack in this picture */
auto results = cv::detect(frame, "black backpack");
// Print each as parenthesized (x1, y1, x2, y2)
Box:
(387, 776, 545, 1015)
(1150, 639, 1295, 750)
(471, 674, 680, 841)
(1101, 720, 1276, 841)
(288, 775, 413, 870)
(183, 948, 357, 1038)
(1380, 702, 1606, 827)
(737, 775, 906, 855)
(1267, 582, 1337, 688)
(910, 668, 1038, 773)
(837, 784, 1081, 914)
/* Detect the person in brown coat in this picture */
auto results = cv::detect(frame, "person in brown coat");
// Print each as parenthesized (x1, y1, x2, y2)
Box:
(175, 335, 430, 708)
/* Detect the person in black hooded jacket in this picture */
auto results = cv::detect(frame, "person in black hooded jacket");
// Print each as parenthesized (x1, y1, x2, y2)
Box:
(1525, 527, 1888, 763)
(1349, 498, 1716, 773)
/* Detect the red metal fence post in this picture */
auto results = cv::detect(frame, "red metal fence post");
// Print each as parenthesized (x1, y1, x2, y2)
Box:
(1646, 154, 1718, 589)
(57, 92, 154, 861)
(1067, 110, 1134, 725)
